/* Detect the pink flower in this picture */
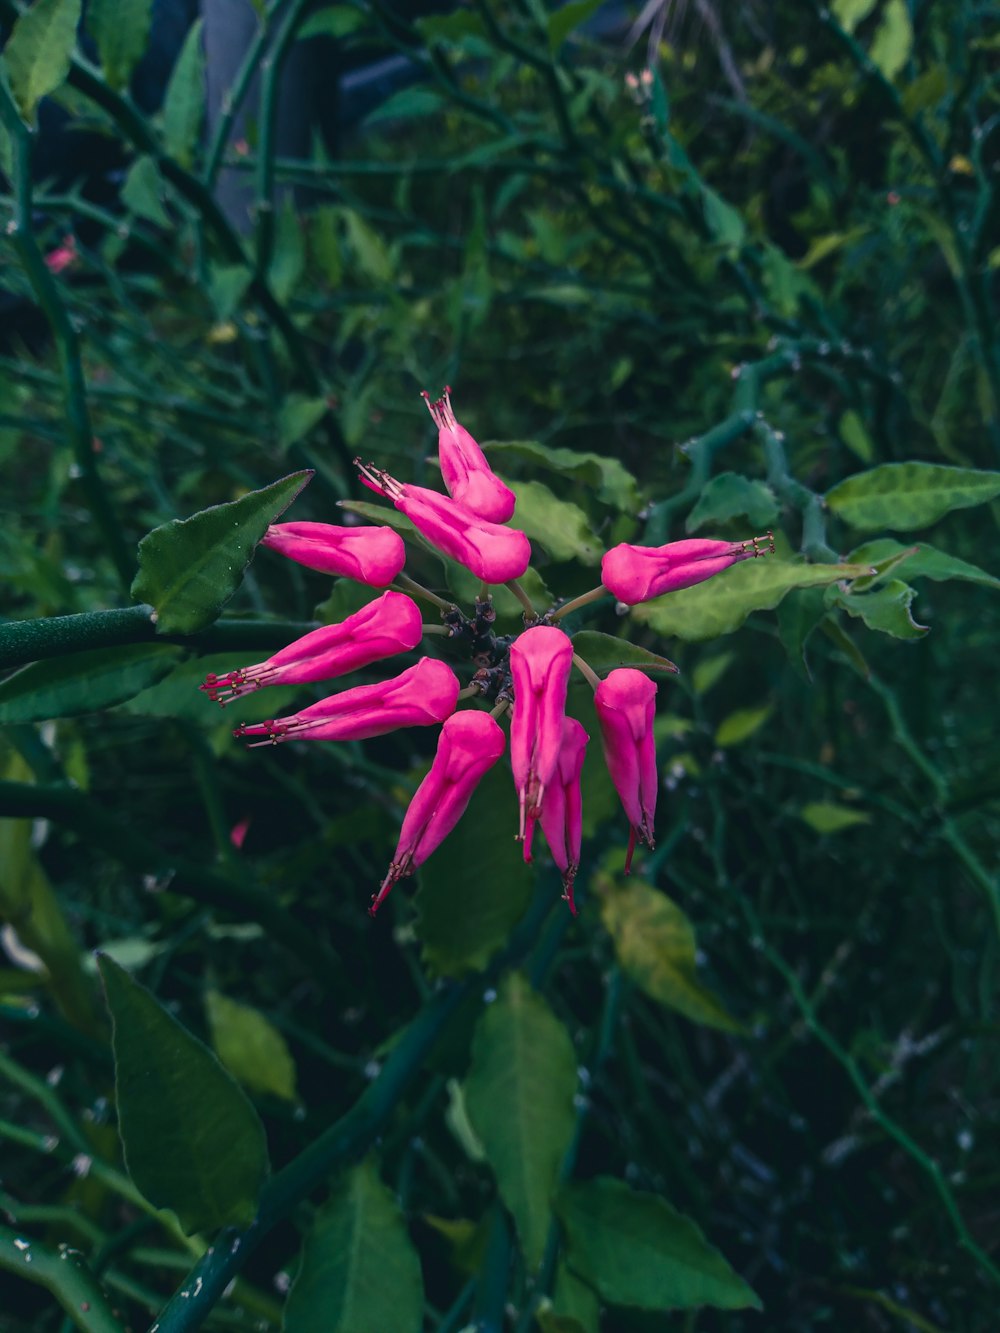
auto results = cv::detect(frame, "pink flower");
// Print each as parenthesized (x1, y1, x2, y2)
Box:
(355, 461, 530, 584)
(370, 710, 507, 915)
(261, 521, 406, 586)
(422, 386, 516, 523)
(200, 591, 423, 704)
(509, 625, 574, 858)
(233, 656, 459, 746)
(594, 668, 658, 873)
(538, 717, 588, 915)
(601, 533, 775, 605)
(44, 237, 77, 274)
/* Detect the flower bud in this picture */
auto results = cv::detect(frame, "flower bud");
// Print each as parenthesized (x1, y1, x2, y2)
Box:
(262, 521, 406, 586)
(601, 533, 774, 605)
(594, 668, 658, 873)
(422, 386, 516, 523)
(538, 717, 589, 914)
(509, 625, 574, 858)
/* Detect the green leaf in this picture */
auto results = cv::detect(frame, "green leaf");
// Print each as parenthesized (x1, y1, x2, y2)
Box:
(161, 18, 204, 169)
(838, 410, 875, 464)
(310, 205, 343, 285)
(632, 559, 873, 642)
(415, 9, 489, 43)
(279, 394, 328, 449)
(269, 196, 305, 302)
(776, 586, 828, 679)
(555, 1177, 760, 1311)
(414, 766, 533, 976)
(500, 477, 602, 565)
(364, 85, 446, 127)
(685, 473, 778, 533)
(205, 991, 297, 1102)
(832, 0, 877, 32)
(3, 0, 81, 122)
(702, 186, 745, 249)
(829, 579, 928, 639)
(120, 155, 170, 226)
(298, 5, 366, 39)
(846, 538, 1000, 591)
(0, 643, 181, 723)
(599, 879, 741, 1033)
(130, 471, 312, 635)
(208, 263, 253, 322)
(483, 440, 640, 511)
(341, 208, 392, 283)
(570, 631, 678, 676)
(284, 1159, 424, 1333)
(121, 651, 300, 724)
(799, 801, 871, 834)
(826, 462, 1000, 531)
(715, 704, 773, 747)
(549, 1263, 601, 1333)
(548, 0, 606, 51)
(87, 0, 151, 91)
(464, 973, 578, 1267)
(870, 0, 912, 81)
(97, 954, 268, 1234)
(691, 651, 734, 694)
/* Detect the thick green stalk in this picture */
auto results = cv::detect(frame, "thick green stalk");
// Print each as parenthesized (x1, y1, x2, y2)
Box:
(0, 1225, 124, 1333)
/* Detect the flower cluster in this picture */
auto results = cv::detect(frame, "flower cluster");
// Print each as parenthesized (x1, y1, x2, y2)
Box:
(204, 389, 773, 915)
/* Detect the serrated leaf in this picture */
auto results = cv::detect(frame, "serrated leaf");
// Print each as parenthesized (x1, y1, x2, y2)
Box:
(97, 954, 268, 1235)
(0, 643, 181, 723)
(500, 477, 602, 565)
(826, 462, 1000, 531)
(299, 5, 366, 39)
(599, 879, 741, 1033)
(847, 538, 1000, 591)
(483, 440, 640, 511)
(87, 0, 151, 91)
(120, 155, 170, 226)
(414, 767, 532, 976)
(571, 631, 678, 676)
(131, 471, 312, 635)
(715, 704, 773, 747)
(685, 473, 779, 533)
(3, 0, 81, 122)
(205, 990, 297, 1101)
(829, 579, 928, 639)
(555, 1177, 760, 1311)
(870, 0, 912, 81)
(632, 559, 872, 642)
(161, 18, 204, 169)
(464, 974, 578, 1268)
(799, 801, 871, 833)
(284, 1159, 423, 1333)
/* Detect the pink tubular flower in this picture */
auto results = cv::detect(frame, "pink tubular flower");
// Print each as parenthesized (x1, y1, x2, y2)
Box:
(370, 710, 507, 915)
(233, 656, 459, 746)
(422, 386, 516, 523)
(594, 668, 658, 874)
(200, 591, 423, 705)
(538, 717, 589, 915)
(355, 461, 530, 584)
(601, 532, 775, 605)
(261, 521, 406, 586)
(509, 625, 574, 858)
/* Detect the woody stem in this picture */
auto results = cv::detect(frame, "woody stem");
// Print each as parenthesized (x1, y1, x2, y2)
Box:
(550, 586, 609, 621)
(504, 579, 538, 620)
(572, 654, 601, 691)
(393, 574, 455, 612)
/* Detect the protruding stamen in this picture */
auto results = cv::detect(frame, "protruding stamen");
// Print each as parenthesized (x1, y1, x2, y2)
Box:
(353, 457, 403, 500)
(420, 386, 456, 431)
(738, 531, 776, 558)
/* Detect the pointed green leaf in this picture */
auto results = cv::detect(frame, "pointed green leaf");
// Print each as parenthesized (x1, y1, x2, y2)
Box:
(870, 0, 912, 81)
(829, 579, 928, 639)
(555, 1177, 760, 1311)
(599, 879, 741, 1033)
(847, 538, 1000, 591)
(120, 155, 170, 225)
(205, 991, 298, 1102)
(3, 0, 81, 122)
(299, 5, 367, 39)
(0, 643, 181, 723)
(826, 462, 1000, 531)
(284, 1159, 423, 1333)
(548, 0, 606, 51)
(279, 395, 328, 450)
(270, 196, 305, 302)
(364, 85, 446, 127)
(838, 410, 874, 463)
(97, 954, 268, 1235)
(715, 704, 773, 747)
(484, 440, 639, 511)
(161, 18, 205, 169)
(464, 974, 578, 1268)
(549, 1262, 601, 1333)
(691, 651, 734, 694)
(414, 767, 532, 977)
(208, 263, 253, 322)
(571, 631, 678, 676)
(685, 473, 779, 533)
(500, 478, 602, 565)
(832, 0, 877, 33)
(87, 0, 152, 91)
(799, 801, 871, 834)
(632, 559, 873, 641)
(131, 470, 312, 635)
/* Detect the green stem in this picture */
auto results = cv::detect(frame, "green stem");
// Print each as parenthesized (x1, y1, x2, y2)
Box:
(550, 586, 608, 621)
(0, 82, 132, 591)
(0, 1224, 124, 1333)
(203, 1, 287, 189)
(393, 574, 456, 613)
(503, 579, 538, 620)
(571, 653, 600, 691)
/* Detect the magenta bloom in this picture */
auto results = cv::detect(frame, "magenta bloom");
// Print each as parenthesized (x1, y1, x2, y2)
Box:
(422, 386, 516, 523)
(233, 656, 459, 746)
(200, 591, 423, 705)
(370, 710, 507, 915)
(594, 668, 658, 873)
(356, 462, 530, 584)
(262, 521, 406, 586)
(538, 717, 589, 915)
(509, 625, 574, 857)
(601, 533, 775, 605)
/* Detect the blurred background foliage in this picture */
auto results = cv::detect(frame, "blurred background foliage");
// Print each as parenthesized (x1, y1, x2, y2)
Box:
(1, 0, 999, 1329)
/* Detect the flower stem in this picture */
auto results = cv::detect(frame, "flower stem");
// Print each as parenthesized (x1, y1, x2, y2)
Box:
(572, 653, 601, 691)
(550, 586, 609, 621)
(504, 579, 539, 621)
(394, 574, 455, 612)
(420, 624, 451, 636)
(490, 699, 511, 720)
(456, 684, 483, 702)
